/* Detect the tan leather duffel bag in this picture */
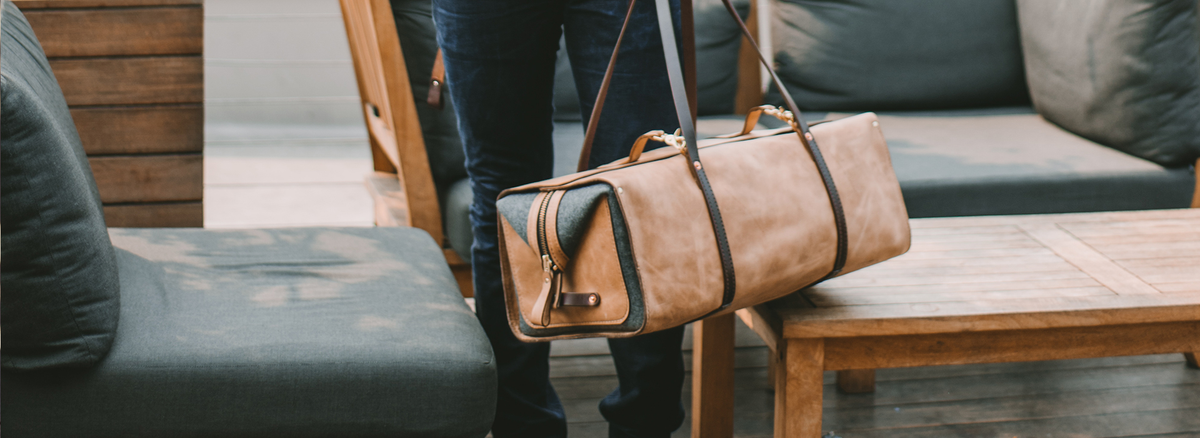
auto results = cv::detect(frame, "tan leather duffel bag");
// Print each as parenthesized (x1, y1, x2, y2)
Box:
(495, 0, 911, 342)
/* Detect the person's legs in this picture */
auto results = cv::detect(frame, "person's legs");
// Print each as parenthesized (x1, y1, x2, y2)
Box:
(563, 1, 688, 437)
(433, 1, 566, 436)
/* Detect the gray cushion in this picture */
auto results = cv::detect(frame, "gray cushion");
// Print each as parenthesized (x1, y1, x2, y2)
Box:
(1, 0, 121, 371)
(851, 107, 1196, 217)
(693, 0, 751, 115)
(768, 0, 1029, 111)
(3, 227, 496, 438)
(390, 0, 467, 197)
(1017, 0, 1200, 167)
(443, 178, 474, 261)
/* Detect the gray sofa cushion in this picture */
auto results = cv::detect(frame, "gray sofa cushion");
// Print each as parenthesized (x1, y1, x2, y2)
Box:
(3, 227, 496, 438)
(443, 178, 474, 261)
(851, 107, 1196, 218)
(768, 0, 1029, 111)
(1017, 0, 1200, 167)
(1, 0, 121, 371)
(694, 0, 751, 115)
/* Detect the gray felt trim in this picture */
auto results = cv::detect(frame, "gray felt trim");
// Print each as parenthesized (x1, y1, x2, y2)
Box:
(498, 184, 646, 337)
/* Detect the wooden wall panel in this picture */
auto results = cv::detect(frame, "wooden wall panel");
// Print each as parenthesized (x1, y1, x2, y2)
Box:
(16, 0, 206, 227)
(72, 105, 204, 155)
(104, 202, 204, 228)
(89, 155, 203, 203)
(23, 7, 202, 57)
(51, 57, 203, 106)
(12, 1, 200, 8)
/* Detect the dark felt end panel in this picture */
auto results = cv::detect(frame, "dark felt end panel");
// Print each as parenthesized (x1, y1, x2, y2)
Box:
(1017, 0, 1200, 167)
(1, 0, 121, 371)
(768, 0, 1030, 111)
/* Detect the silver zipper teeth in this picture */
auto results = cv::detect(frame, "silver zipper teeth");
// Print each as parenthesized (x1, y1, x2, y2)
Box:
(537, 191, 556, 270)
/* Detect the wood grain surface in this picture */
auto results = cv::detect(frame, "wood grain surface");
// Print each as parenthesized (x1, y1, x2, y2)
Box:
(90, 154, 203, 203)
(12, 0, 200, 8)
(721, 209, 1200, 437)
(72, 105, 203, 155)
(103, 202, 203, 227)
(23, 7, 201, 57)
(51, 57, 203, 106)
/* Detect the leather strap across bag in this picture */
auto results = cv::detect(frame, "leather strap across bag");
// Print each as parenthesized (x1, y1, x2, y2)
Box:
(495, 0, 911, 341)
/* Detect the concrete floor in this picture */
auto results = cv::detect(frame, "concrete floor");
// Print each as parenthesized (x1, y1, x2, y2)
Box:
(203, 0, 373, 229)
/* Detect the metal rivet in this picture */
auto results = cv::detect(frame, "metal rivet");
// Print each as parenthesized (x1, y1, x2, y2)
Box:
(693, 161, 702, 170)
(588, 295, 598, 305)
(544, 278, 550, 283)
(872, 121, 879, 127)
(804, 132, 814, 141)
(617, 187, 624, 194)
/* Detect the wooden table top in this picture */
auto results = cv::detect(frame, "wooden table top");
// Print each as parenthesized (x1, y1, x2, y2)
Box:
(752, 209, 1200, 340)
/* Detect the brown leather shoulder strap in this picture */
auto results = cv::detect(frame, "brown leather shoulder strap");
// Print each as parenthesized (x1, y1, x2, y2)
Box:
(578, 0, 697, 172)
(577, 0, 640, 173)
(719, 0, 848, 278)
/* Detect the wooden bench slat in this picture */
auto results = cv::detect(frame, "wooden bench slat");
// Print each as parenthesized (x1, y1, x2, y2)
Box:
(24, 7, 201, 57)
(872, 254, 1067, 269)
(822, 321, 1200, 370)
(821, 269, 1092, 289)
(103, 202, 203, 227)
(52, 56, 203, 106)
(90, 154, 202, 203)
(908, 209, 1200, 229)
(73, 105, 203, 155)
(1021, 224, 1163, 296)
(854, 261, 1080, 277)
(907, 239, 1044, 253)
(813, 278, 1103, 297)
(808, 286, 1113, 307)
(897, 247, 1058, 261)
(773, 295, 1200, 339)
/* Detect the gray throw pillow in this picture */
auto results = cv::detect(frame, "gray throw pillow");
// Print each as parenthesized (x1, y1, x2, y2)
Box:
(1, 0, 121, 371)
(768, 0, 1030, 111)
(1017, 0, 1200, 167)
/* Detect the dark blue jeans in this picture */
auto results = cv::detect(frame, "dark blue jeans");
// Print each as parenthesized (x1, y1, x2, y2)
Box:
(434, 0, 686, 437)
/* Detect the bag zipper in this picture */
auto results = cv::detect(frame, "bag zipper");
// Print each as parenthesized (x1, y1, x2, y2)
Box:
(537, 190, 563, 311)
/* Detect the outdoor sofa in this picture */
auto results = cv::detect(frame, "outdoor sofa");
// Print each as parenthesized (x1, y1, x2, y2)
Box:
(0, 2, 496, 437)
(395, 0, 1198, 271)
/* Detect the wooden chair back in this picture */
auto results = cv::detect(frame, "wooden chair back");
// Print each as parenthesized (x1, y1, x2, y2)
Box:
(339, 0, 443, 246)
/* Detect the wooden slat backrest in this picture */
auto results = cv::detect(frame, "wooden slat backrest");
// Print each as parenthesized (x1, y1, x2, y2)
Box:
(339, 0, 443, 245)
(13, 0, 204, 227)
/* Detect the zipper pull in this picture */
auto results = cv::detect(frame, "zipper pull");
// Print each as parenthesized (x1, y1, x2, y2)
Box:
(534, 255, 560, 327)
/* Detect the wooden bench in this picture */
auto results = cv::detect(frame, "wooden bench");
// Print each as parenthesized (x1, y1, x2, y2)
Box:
(13, 0, 204, 227)
(691, 208, 1200, 437)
